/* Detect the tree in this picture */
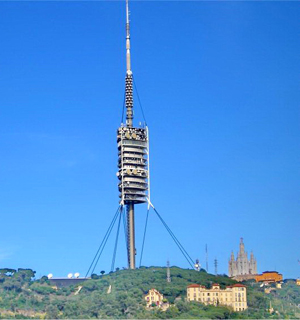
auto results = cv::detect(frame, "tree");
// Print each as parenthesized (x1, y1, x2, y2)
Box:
(0, 268, 16, 276)
(45, 305, 59, 319)
(40, 276, 49, 284)
(100, 270, 105, 276)
(16, 268, 36, 281)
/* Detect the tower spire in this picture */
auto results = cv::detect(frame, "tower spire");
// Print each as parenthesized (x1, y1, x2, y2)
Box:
(125, 0, 133, 127)
(126, 0, 131, 74)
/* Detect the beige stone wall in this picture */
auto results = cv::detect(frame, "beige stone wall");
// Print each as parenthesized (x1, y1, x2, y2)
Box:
(232, 274, 257, 282)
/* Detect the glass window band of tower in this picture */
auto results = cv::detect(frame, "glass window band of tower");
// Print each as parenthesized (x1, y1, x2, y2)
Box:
(117, 126, 148, 204)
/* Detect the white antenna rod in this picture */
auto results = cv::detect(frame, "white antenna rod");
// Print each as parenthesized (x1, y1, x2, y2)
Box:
(126, 0, 132, 74)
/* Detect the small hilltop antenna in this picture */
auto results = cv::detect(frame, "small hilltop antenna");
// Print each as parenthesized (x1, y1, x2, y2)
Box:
(206, 244, 209, 272)
(214, 258, 218, 275)
(167, 260, 171, 283)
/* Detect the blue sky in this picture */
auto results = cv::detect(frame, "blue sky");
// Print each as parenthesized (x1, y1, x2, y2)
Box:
(0, 1, 299, 279)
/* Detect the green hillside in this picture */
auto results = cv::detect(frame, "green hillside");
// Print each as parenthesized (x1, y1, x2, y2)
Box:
(0, 267, 299, 319)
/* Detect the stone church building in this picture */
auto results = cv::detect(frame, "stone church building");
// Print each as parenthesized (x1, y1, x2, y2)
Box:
(228, 238, 257, 281)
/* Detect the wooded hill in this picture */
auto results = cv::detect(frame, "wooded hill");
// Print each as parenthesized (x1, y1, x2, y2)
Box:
(0, 267, 299, 319)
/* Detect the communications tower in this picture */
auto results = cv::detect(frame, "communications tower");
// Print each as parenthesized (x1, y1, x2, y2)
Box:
(116, 0, 149, 269)
(86, 0, 198, 276)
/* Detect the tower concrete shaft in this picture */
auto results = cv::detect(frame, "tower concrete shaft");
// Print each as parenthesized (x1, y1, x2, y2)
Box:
(127, 203, 136, 269)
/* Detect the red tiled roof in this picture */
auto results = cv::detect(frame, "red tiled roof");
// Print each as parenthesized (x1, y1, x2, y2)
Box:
(232, 284, 246, 287)
(187, 284, 200, 288)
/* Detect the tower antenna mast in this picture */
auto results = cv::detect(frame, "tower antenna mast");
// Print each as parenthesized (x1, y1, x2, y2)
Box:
(125, 0, 133, 127)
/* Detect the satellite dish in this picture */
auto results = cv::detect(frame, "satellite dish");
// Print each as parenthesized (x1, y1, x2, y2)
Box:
(47, 273, 53, 279)
(125, 132, 130, 139)
(132, 132, 137, 139)
(126, 169, 131, 175)
(133, 169, 138, 175)
(74, 273, 80, 278)
(67, 273, 73, 279)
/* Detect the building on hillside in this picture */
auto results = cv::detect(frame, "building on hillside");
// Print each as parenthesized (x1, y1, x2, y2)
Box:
(187, 283, 247, 312)
(296, 279, 300, 286)
(145, 289, 169, 310)
(255, 271, 283, 283)
(228, 238, 257, 281)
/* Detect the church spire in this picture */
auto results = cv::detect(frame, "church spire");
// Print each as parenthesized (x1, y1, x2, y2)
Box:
(239, 237, 245, 254)
(231, 251, 235, 261)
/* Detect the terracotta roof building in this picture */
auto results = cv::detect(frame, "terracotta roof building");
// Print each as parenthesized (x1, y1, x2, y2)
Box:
(255, 271, 283, 283)
(187, 283, 247, 312)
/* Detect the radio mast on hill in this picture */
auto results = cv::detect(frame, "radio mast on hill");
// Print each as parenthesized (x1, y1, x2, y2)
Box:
(86, 0, 198, 276)
(116, 0, 149, 269)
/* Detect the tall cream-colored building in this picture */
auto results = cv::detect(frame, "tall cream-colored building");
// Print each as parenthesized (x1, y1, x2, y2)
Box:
(187, 283, 247, 312)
